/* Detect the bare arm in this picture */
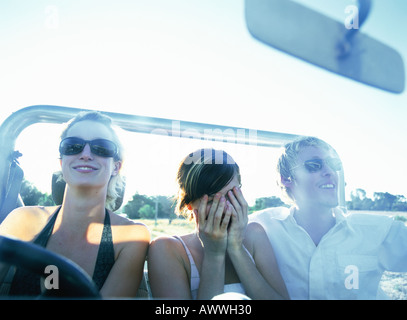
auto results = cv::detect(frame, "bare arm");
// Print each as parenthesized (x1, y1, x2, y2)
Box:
(226, 188, 289, 299)
(148, 236, 193, 299)
(230, 222, 289, 299)
(195, 194, 231, 300)
(148, 194, 233, 300)
(100, 223, 150, 298)
(0, 206, 54, 241)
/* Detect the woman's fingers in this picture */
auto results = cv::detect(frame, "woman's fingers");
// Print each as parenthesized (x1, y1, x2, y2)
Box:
(197, 194, 228, 254)
(198, 193, 226, 231)
(227, 187, 247, 219)
(212, 195, 226, 230)
(198, 194, 208, 227)
(220, 201, 233, 232)
(227, 190, 240, 219)
(199, 188, 247, 233)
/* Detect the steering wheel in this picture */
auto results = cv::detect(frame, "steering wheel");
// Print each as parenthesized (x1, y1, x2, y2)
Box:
(0, 235, 100, 299)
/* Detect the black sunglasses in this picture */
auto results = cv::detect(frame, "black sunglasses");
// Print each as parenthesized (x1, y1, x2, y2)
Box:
(59, 137, 118, 159)
(292, 158, 342, 173)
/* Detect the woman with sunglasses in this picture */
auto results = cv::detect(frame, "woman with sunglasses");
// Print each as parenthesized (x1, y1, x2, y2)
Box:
(250, 136, 407, 299)
(148, 148, 288, 300)
(0, 111, 150, 297)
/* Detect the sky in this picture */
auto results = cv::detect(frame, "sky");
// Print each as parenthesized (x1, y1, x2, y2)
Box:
(0, 0, 406, 206)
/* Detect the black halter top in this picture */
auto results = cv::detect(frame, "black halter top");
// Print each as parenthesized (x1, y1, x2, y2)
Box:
(9, 206, 115, 295)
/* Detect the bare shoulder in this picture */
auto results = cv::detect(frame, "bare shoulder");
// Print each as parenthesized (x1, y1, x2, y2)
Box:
(148, 234, 194, 299)
(150, 235, 184, 253)
(246, 221, 268, 239)
(148, 234, 192, 283)
(149, 234, 190, 263)
(244, 222, 269, 252)
(109, 212, 151, 242)
(0, 206, 58, 241)
(247, 221, 266, 232)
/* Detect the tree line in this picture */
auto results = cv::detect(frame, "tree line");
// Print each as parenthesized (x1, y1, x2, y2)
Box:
(347, 188, 407, 212)
(19, 179, 407, 220)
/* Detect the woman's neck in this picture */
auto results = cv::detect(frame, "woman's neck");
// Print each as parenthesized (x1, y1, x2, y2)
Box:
(57, 187, 107, 227)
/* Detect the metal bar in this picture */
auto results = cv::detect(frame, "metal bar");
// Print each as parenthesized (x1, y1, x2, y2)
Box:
(0, 105, 347, 215)
(0, 105, 301, 208)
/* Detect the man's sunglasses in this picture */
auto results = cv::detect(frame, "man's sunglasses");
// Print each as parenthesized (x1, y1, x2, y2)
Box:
(59, 137, 118, 159)
(292, 158, 342, 173)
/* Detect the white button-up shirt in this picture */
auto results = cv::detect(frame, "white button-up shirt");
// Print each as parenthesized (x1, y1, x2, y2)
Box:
(249, 207, 407, 299)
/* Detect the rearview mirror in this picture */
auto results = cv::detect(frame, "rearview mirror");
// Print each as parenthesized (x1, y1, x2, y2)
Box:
(245, 0, 405, 93)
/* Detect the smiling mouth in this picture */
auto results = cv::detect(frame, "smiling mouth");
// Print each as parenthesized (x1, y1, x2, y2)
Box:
(320, 184, 335, 189)
(74, 166, 97, 171)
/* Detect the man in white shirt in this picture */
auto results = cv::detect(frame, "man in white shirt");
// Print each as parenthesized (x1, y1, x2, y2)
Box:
(249, 136, 407, 299)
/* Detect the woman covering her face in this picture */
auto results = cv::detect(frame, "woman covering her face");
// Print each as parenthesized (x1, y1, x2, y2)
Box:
(148, 148, 288, 300)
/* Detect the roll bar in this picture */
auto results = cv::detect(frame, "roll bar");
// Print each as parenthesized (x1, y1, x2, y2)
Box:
(0, 105, 346, 220)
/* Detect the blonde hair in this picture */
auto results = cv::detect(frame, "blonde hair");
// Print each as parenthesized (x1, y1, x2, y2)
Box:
(276, 136, 338, 201)
(59, 110, 125, 211)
